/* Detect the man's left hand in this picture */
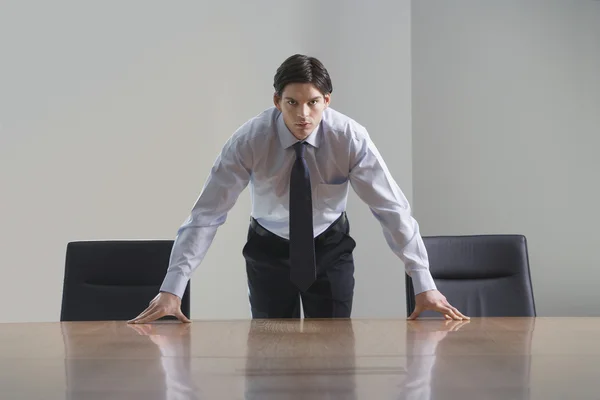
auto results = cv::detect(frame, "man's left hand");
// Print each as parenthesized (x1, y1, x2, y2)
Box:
(408, 290, 470, 320)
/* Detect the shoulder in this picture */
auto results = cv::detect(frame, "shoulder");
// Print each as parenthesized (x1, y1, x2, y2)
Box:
(232, 107, 278, 141)
(224, 107, 278, 151)
(321, 107, 370, 143)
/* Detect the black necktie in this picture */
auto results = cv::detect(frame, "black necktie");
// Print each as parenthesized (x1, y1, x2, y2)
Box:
(289, 141, 316, 292)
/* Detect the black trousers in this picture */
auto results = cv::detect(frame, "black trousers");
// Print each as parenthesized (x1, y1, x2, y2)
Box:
(242, 212, 357, 319)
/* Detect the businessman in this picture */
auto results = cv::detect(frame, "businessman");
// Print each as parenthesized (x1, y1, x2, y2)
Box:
(129, 54, 468, 323)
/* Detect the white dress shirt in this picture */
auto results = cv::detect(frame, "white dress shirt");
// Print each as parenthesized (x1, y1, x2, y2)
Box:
(160, 107, 436, 298)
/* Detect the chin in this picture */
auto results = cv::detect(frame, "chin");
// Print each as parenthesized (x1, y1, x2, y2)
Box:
(291, 132, 307, 140)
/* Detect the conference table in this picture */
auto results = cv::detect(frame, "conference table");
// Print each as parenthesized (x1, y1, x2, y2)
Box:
(0, 317, 598, 399)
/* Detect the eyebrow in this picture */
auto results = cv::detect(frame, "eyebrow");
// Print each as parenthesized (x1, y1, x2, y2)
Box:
(284, 96, 322, 101)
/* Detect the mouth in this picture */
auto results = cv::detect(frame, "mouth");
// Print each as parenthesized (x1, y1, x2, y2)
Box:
(296, 122, 311, 128)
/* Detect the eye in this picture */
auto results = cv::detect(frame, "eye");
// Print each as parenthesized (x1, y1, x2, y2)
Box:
(287, 100, 296, 105)
(309, 100, 318, 105)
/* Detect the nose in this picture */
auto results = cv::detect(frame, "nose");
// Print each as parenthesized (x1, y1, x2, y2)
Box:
(298, 105, 310, 118)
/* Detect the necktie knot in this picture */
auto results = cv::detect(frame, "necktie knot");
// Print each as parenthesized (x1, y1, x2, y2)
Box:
(293, 141, 306, 159)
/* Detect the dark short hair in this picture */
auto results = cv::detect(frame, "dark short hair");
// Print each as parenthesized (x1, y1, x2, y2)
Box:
(273, 54, 333, 97)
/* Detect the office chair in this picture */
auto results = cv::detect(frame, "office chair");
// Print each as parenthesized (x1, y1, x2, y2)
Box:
(406, 235, 535, 317)
(60, 240, 190, 321)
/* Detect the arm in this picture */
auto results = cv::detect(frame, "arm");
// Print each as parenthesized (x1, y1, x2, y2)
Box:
(129, 134, 251, 323)
(347, 126, 468, 320)
(160, 134, 251, 298)
(347, 127, 435, 295)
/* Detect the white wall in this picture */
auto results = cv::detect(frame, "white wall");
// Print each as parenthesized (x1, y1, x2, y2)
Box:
(0, 0, 413, 322)
(314, 1, 414, 318)
(412, 0, 600, 316)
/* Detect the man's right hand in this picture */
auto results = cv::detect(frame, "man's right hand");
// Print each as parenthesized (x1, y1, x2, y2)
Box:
(127, 292, 191, 324)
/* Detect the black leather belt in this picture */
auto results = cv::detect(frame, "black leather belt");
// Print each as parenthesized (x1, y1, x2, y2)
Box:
(250, 212, 347, 239)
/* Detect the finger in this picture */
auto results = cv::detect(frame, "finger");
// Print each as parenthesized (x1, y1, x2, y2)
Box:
(449, 310, 464, 320)
(176, 310, 191, 323)
(436, 303, 463, 320)
(127, 309, 151, 324)
(453, 308, 470, 320)
(440, 306, 463, 320)
(133, 309, 164, 324)
(131, 306, 163, 324)
(446, 305, 469, 320)
(442, 300, 470, 320)
(128, 305, 157, 324)
(408, 306, 423, 320)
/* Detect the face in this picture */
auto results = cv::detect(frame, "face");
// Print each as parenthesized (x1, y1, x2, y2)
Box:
(274, 83, 331, 140)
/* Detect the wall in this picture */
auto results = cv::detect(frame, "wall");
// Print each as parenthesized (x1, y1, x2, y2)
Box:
(412, 0, 600, 316)
(0, 0, 413, 322)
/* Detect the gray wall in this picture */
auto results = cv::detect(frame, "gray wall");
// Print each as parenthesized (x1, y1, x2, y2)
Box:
(412, 0, 600, 316)
(0, 0, 413, 322)
(4, 0, 596, 323)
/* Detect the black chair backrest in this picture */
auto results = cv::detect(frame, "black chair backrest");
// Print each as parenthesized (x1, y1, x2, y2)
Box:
(60, 240, 190, 321)
(406, 235, 535, 317)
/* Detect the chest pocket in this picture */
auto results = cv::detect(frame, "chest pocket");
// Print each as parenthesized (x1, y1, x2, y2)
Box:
(315, 181, 350, 212)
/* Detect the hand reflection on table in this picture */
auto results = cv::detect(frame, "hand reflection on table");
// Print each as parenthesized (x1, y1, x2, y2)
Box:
(402, 319, 471, 400)
(61, 321, 197, 400)
(242, 319, 475, 400)
(404, 318, 535, 400)
(62, 318, 534, 399)
(128, 323, 199, 400)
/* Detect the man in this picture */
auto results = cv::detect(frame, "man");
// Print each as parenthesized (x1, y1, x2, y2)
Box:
(129, 54, 468, 324)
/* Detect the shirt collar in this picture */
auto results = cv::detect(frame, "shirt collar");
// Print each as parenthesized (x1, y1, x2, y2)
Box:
(276, 111, 320, 149)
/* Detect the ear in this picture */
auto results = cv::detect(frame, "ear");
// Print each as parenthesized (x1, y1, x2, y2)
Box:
(273, 93, 282, 111)
(323, 93, 331, 108)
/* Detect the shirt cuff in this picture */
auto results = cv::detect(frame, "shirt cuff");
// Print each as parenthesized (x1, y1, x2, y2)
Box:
(410, 269, 437, 295)
(159, 270, 189, 299)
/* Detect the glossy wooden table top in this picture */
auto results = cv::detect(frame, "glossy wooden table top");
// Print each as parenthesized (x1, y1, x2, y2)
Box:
(0, 318, 599, 399)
